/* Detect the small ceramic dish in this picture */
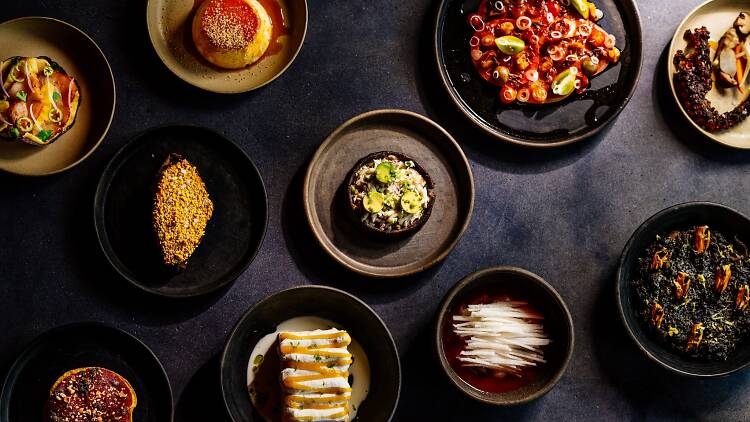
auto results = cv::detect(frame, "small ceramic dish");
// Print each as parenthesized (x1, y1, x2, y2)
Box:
(616, 202, 750, 377)
(667, 0, 750, 149)
(434, 0, 643, 147)
(221, 285, 401, 421)
(94, 125, 268, 298)
(435, 266, 574, 406)
(146, 0, 308, 93)
(0, 322, 173, 422)
(0, 17, 115, 175)
(303, 109, 474, 278)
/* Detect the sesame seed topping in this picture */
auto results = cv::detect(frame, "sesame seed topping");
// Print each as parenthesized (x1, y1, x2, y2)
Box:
(200, 0, 259, 50)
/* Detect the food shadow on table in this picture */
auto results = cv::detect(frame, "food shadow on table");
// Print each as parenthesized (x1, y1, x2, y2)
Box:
(592, 265, 750, 419)
(59, 157, 228, 326)
(111, 0, 261, 105)
(281, 160, 442, 298)
(654, 44, 750, 161)
(176, 353, 233, 422)
(415, 0, 611, 173)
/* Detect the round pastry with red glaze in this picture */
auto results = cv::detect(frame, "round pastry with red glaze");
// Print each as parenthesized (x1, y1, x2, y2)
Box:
(192, 0, 273, 69)
(44, 367, 137, 422)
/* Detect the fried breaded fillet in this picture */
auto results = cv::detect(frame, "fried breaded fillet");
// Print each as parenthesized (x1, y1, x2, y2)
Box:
(152, 154, 213, 268)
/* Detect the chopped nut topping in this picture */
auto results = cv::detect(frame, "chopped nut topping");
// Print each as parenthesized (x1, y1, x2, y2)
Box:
(673, 271, 691, 300)
(650, 248, 669, 270)
(694, 225, 711, 254)
(714, 264, 732, 294)
(686, 323, 704, 352)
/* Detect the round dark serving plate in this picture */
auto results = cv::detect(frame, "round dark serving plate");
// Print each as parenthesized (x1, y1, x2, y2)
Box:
(434, 0, 643, 147)
(617, 202, 750, 377)
(94, 125, 268, 298)
(0, 322, 173, 422)
(435, 266, 574, 406)
(221, 285, 401, 422)
(345, 150, 436, 238)
(304, 109, 474, 278)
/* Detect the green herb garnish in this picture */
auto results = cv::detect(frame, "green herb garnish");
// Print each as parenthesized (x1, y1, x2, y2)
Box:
(37, 130, 53, 142)
(15, 91, 26, 101)
(9, 127, 19, 138)
(253, 354, 264, 365)
(314, 355, 322, 361)
(52, 92, 61, 102)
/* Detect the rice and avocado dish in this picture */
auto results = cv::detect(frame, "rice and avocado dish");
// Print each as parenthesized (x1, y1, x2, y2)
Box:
(346, 151, 435, 236)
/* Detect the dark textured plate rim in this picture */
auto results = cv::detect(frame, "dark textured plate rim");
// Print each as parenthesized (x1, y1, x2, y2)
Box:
(93, 124, 269, 298)
(0, 322, 174, 422)
(302, 109, 476, 278)
(666, 0, 750, 150)
(433, 0, 644, 148)
(0, 16, 116, 176)
(434, 266, 575, 406)
(145, 0, 309, 94)
(219, 284, 402, 422)
(615, 201, 750, 377)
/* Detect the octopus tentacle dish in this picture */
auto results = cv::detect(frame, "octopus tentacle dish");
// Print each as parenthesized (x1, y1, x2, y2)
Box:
(673, 13, 750, 133)
(467, 0, 621, 105)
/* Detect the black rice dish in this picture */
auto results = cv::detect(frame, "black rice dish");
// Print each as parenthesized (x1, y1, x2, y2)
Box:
(632, 226, 750, 361)
(346, 151, 435, 237)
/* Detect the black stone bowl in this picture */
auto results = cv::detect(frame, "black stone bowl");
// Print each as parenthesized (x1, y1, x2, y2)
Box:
(344, 151, 436, 238)
(221, 285, 401, 421)
(616, 202, 750, 377)
(435, 266, 574, 406)
(434, 0, 643, 147)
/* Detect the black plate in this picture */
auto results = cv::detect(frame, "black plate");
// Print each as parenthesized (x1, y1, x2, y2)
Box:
(0, 322, 173, 422)
(434, 0, 643, 147)
(221, 285, 401, 421)
(616, 202, 750, 377)
(94, 125, 268, 298)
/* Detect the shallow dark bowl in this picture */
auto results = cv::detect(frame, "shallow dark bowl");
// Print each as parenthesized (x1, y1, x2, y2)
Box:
(344, 150, 436, 238)
(0, 322, 173, 422)
(94, 125, 268, 298)
(616, 201, 750, 377)
(221, 285, 401, 421)
(435, 266, 574, 406)
(434, 0, 643, 147)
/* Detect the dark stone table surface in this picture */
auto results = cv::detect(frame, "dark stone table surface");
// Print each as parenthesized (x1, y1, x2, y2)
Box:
(2, 0, 750, 420)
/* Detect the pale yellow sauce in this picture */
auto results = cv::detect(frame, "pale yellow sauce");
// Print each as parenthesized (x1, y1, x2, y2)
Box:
(247, 316, 371, 422)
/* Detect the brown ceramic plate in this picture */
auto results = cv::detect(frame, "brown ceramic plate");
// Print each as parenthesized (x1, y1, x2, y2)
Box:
(0, 17, 115, 176)
(435, 266, 574, 406)
(303, 109, 475, 278)
(146, 0, 308, 93)
(667, 0, 750, 149)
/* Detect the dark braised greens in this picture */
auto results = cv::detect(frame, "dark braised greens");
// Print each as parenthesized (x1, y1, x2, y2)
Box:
(632, 226, 750, 361)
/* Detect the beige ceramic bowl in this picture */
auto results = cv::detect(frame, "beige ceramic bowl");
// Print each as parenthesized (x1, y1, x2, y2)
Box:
(668, 0, 750, 149)
(0, 17, 115, 176)
(146, 0, 308, 93)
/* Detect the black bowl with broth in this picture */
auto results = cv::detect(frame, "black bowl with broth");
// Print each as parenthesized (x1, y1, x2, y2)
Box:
(617, 202, 750, 377)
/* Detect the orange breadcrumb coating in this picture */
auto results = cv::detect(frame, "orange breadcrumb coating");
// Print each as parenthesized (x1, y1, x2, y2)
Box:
(152, 156, 213, 267)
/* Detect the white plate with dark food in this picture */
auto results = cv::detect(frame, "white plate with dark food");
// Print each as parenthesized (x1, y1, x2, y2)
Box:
(147, 0, 308, 93)
(434, 0, 643, 147)
(303, 109, 475, 278)
(0, 17, 115, 175)
(221, 285, 401, 421)
(0, 322, 173, 422)
(668, 0, 750, 148)
(94, 125, 268, 298)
